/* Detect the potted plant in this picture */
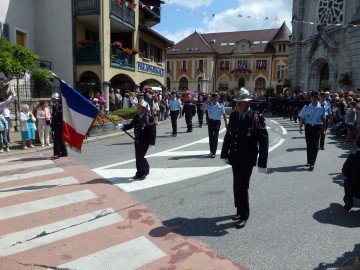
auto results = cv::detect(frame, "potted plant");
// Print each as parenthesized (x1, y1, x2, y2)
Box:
(132, 48, 140, 55)
(123, 48, 133, 55)
(112, 41, 122, 49)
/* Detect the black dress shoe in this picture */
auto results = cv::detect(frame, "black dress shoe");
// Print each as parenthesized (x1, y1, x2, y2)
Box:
(305, 163, 310, 167)
(344, 201, 353, 212)
(60, 153, 68, 157)
(235, 219, 247, 229)
(232, 214, 241, 221)
(52, 155, 60, 159)
(132, 174, 141, 179)
(320, 147, 325, 150)
(309, 166, 314, 171)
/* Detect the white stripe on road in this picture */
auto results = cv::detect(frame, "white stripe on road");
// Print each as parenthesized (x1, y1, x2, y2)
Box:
(270, 120, 287, 135)
(0, 167, 65, 184)
(0, 190, 97, 221)
(269, 139, 285, 152)
(94, 166, 230, 192)
(0, 160, 54, 172)
(151, 150, 221, 157)
(55, 236, 166, 270)
(0, 177, 78, 198)
(0, 156, 46, 164)
(1, 208, 123, 257)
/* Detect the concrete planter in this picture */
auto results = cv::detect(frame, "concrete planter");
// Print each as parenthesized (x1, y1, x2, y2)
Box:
(87, 119, 131, 137)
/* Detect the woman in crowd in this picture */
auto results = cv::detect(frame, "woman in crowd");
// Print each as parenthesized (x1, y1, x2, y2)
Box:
(344, 101, 357, 142)
(36, 100, 52, 146)
(19, 104, 37, 149)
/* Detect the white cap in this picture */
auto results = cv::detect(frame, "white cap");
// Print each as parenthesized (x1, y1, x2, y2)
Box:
(51, 93, 60, 99)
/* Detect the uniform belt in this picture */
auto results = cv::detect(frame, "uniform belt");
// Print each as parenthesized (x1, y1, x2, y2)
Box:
(305, 123, 322, 127)
(208, 119, 220, 122)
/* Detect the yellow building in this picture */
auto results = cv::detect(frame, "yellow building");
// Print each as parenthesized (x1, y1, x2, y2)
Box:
(73, 0, 173, 98)
(166, 22, 291, 93)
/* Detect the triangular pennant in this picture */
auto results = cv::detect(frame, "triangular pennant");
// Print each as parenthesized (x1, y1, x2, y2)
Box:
(141, 4, 145, 8)
(125, 2, 129, 7)
(264, 17, 269, 20)
(212, 14, 215, 18)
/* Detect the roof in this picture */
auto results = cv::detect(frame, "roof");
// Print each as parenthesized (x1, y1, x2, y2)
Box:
(138, 25, 174, 47)
(167, 22, 291, 56)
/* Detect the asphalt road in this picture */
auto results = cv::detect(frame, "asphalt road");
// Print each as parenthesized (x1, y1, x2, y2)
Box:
(69, 114, 360, 270)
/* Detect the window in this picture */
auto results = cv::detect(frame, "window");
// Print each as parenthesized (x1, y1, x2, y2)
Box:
(16, 30, 26, 47)
(228, 42, 235, 46)
(256, 60, 267, 70)
(140, 39, 148, 58)
(278, 44, 287, 52)
(0, 23, 9, 40)
(195, 47, 202, 51)
(156, 47, 162, 62)
(187, 48, 193, 51)
(253, 41, 260, 44)
(237, 60, 248, 69)
(277, 65, 285, 80)
(150, 43, 154, 59)
(167, 61, 171, 71)
(172, 48, 179, 52)
(179, 77, 188, 90)
(255, 77, 266, 89)
(219, 60, 230, 71)
(221, 42, 228, 46)
(181, 60, 187, 71)
(198, 60, 204, 70)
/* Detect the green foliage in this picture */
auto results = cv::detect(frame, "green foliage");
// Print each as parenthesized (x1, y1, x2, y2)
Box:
(32, 68, 52, 86)
(111, 107, 137, 119)
(0, 37, 39, 77)
(320, 80, 332, 91)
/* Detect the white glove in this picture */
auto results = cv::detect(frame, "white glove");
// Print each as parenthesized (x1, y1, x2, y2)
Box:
(117, 124, 124, 129)
(149, 145, 155, 150)
(258, 167, 267, 174)
(222, 158, 229, 165)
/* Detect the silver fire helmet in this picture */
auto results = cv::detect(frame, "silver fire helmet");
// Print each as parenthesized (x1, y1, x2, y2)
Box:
(51, 93, 60, 99)
(138, 100, 149, 109)
(234, 87, 252, 101)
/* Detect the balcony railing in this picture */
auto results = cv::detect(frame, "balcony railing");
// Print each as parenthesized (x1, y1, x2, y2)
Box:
(110, 46, 135, 71)
(73, 0, 100, 16)
(75, 42, 100, 64)
(110, 0, 135, 28)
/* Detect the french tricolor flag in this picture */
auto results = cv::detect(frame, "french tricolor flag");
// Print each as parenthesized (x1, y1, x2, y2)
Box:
(60, 80, 99, 152)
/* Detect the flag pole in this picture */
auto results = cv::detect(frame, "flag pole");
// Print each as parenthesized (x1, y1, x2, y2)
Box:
(98, 110, 136, 141)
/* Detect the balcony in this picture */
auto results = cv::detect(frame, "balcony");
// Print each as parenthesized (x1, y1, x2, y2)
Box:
(110, 0, 135, 29)
(73, 0, 100, 16)
(75, 42, 100, 64)
(110, 46, 135, 71)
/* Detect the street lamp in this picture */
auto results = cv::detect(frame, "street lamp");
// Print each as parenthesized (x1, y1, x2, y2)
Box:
(12, 72, 25, 132)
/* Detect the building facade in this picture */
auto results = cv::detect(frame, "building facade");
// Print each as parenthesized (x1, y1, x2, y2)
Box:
(289, 0, 360, 92)
(166, 23, 291, 93)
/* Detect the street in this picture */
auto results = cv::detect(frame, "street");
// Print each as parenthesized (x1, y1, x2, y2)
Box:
(0, 115, 359, 269)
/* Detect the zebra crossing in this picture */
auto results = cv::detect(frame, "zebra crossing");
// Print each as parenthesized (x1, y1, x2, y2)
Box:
(0, 152, 244, 270)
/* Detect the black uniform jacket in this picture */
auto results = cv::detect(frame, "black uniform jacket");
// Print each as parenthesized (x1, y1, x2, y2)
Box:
(123, 113, 156, 147)
(342, 150, 360, 193)
(221, 109, 269, 167)
(51, 102, 63, 132)
(182, 101, 197, 117)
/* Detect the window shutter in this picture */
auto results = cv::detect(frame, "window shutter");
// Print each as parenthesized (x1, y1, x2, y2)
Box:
(2, 23, 10, 40)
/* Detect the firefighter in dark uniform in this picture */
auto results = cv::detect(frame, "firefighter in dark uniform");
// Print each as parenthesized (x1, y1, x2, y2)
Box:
(196, 94, 205, 127)
(119, 100, 156, 180)
(221, 88, 269, 229)
(182, 94, 197, 132)
(50, 93, 68, 159)
(288, 93, 299, 122)
(298, 91, 326, 171)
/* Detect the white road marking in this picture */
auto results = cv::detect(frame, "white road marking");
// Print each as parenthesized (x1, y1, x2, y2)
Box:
(0, 160, 54, 172)
(0, 177, 78, 198)
(54, 236, 166, 270)
(0, 167, 65, 184)
(0, 190, 97, 221)
(151, 150, 221, 157)
(0, 208, 123, 257)
(94, 166, 230, 192)
(269, 139, 285, 152)
(0, 156, 46, 164)
(270, 120, 287, 135)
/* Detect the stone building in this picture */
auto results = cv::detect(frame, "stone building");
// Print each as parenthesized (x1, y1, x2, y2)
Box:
(166, 22, 291, 93)
(289, 0, 360, 92)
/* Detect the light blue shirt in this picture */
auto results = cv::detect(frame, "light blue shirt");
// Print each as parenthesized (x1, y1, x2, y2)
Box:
(298, 102, 325, 125)
(320, 101, 332, 117)
(169, 98, 182, 111)
(205, 102, 225, 120)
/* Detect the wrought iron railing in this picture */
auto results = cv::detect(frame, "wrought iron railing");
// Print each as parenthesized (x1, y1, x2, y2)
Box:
(110, 0, 135, 28)
(73, 0, 100, 15)
(110, 46, 135, 71)
(75, 42, 101, 64)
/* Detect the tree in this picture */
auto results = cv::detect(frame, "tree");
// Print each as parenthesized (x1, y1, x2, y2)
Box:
(0, 36, 39, 78)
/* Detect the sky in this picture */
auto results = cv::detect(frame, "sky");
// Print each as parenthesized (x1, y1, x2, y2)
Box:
(153, 0, 293, 44)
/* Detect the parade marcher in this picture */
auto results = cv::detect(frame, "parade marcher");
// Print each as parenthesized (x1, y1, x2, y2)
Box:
(118, 100, 156, 180)
(221, 88, 269, 229)
(342, 138, 360, 212)
(201, 93, 228, 158)
(182, 95, 197, 132)
(319, 92, 333, 150)
(196, 94, 205, 128)
(298, 91, 326, 171)
(169, 91, 182, 137)
(50, 93, 68, 159)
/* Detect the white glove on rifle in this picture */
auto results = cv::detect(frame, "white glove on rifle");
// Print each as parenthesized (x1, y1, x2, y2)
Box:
(117, 124, 124, 130)
(258, 167, 267, 174)
(149, 145, 155, 150)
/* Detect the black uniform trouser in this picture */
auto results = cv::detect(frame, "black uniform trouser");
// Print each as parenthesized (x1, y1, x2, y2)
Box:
(135, 143, 149, 177)
(320, 119, 328, 148)
(343, 178, 360, 204)
(185, 115, 193, 131)
(305, 124, 322, 166)
(170, 110, 179, 135)
(53, 128, 67, 156)
(197, 110, 204, 126)
(232, 163, 253, 220)
(208, 119, 221, 155)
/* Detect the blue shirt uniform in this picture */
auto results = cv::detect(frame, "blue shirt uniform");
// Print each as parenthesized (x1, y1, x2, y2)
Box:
(298, 103, 325, 125)
(169, 98, 182, 111)
(320, 101, 332, 118)
(205, 102, 225, 120)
